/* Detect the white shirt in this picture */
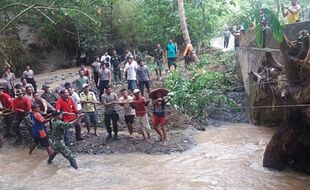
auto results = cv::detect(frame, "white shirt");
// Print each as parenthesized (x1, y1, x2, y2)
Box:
(124, 61, 138, 80)
(101, 55, 111, 63)
(71, 92, 82, 111)
(23, 70, 34, 79)
(119, 96, 135, 115)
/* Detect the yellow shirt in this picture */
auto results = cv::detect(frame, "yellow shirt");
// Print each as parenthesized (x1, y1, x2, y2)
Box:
(80, 91, 97, 112)
(287, 5, 301, 24)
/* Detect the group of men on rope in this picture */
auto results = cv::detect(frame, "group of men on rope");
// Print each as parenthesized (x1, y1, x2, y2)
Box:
(0, 40, 194, 169)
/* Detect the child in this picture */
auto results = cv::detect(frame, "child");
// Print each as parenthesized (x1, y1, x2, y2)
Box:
(152, 93, 168, 145)
(29, 103, 53, 156)
(131, 89, 151, 140)
(48, 111, 82, 169)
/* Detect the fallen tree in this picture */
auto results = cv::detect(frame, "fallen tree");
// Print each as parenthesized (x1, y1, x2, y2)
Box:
(251, 30, 310, 173)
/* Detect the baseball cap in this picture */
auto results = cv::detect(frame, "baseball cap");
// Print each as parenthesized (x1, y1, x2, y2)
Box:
(82, 83, 89, 88)
(133, 89, 140, 94)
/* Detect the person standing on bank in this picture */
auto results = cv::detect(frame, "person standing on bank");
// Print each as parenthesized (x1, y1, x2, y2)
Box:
(282, 0, 301, 24)
(2, 67, 16, 97)
(80, 84, 98, 135)
(102, 85, 120, 140)
(119, 89, 135, 136)
(22, 65, 37, 92)
(75, 70, 89, 93)
(166, 39, 177, 72)
(152, 93, 168, 145)
(136, 60, 150, 96)
(131, 89, 151, 141)
(55, 88, 84, 145)
(91, 56, 101, 88)
(0, 85, 14, 140)
(12, 89, 32, 143)
(124, 57, 138, 93)
(98, 63, 112, 102)
(154, 44, 165, 80)
(223, 30, 231, 49)
(110, 50, 122, 84)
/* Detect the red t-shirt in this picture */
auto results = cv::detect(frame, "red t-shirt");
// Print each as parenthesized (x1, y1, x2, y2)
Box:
(0, 92, 13, 110)
(13, 97, 31, 113)
(132, 96, 146, 117)
(81, 68, 91, 78)
(55, 97, 78, 122)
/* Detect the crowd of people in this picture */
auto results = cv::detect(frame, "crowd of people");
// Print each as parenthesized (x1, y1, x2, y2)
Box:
(0, 41, 186, 169)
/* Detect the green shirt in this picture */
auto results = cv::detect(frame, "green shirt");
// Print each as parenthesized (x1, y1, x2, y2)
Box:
(154, 48, 164, 60)
(166, 43, 177, 58)
(51, 120, 73, 141)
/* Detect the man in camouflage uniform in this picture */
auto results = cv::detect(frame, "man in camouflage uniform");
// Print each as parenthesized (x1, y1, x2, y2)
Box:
(41, 84, 58, 107)
(48, 111, 82, 169)
(154, 44, 165, 80)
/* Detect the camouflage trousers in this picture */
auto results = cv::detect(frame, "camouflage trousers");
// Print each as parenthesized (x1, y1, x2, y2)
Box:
(51, 140, 74, 161)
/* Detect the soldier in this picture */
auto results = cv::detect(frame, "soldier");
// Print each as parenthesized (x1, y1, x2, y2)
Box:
(12, 89, 32, 143)
(41, 84, 58, 108)
(0, 85, 14, 140)
(154, 44, 165, 80)
(48, 111, 82, 169)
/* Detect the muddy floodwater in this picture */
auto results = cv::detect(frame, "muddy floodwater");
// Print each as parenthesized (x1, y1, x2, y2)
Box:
(0, 123, 309, 190)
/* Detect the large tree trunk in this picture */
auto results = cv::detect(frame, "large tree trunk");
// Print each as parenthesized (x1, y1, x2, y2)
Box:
(177, 0, 199, 62)
(262, 31, 310, 174)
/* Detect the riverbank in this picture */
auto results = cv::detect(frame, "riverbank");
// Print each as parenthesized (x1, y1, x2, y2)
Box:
(7, 66, 201, 155)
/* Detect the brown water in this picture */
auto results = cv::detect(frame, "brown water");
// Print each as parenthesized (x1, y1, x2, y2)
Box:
(0, 123, 309, 190)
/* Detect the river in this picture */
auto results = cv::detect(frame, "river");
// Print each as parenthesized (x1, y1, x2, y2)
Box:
(0, 123, 309, 190)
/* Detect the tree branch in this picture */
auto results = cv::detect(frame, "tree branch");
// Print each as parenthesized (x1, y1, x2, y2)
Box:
(33, 7, 76, 35)
(0, 4, 35, 33)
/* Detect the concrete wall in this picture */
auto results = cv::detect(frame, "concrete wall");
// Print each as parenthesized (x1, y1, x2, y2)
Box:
(237, 21, 310, 125)
(240, 21, 310, 49)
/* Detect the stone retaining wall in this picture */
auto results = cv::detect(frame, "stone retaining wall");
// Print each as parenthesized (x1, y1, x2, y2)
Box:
(237, 21, 310, 125)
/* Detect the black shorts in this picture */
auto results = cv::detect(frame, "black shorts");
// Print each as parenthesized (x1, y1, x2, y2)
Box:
(125, 115, 135, 124)
(34, 137, 50, 148)
(168, 58, 176, 66)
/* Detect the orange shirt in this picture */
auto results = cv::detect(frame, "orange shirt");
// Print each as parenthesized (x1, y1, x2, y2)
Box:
(183, 43, 193, 57)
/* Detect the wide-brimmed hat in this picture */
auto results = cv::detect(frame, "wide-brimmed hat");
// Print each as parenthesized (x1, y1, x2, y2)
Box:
(41, 84, 50, 90)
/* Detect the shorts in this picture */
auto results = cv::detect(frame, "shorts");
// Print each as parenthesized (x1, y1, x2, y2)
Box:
(153, 115, 166, 126)
(84, 112, 98, 126)
(136, 114, 151, 134)
(34, 137, 50, 148)
(155, 59, 163, 70)
(168, 58, 176, 66)
(125, 115, 135, 124)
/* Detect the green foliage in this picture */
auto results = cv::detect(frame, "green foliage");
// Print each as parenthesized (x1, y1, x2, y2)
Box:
(164, 51, 237, 118)
(197, 50, 235, 67)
